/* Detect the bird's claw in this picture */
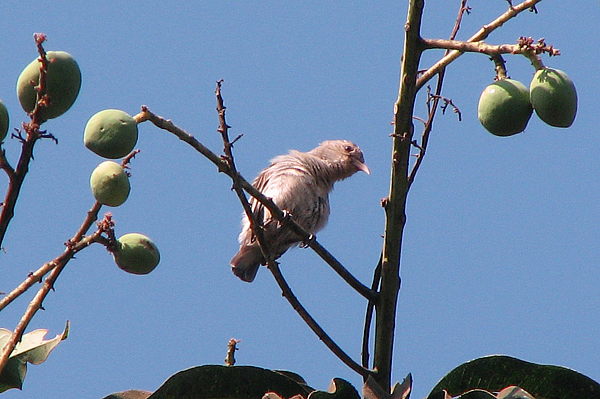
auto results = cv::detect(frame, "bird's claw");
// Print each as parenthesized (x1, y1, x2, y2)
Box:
(300, 234, 315, 248)
(278, 210, 293, 227)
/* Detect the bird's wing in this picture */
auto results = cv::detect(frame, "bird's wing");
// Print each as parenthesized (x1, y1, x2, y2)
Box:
(250, 159, 307, 227)
(249, 168, 271, 228)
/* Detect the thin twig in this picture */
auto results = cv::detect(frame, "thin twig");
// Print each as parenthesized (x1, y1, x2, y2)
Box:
(214, 80, 275, 268)
(268, 258, 374, 378)
(0, 200, 102, 312)
(416, 0, 545, 91)
(0, 202, 104, 375)
(420, 36, 559, 57)
(361, 255, 382, 369)
(225, 338, 240, 366)
(427, 91, 462, 121)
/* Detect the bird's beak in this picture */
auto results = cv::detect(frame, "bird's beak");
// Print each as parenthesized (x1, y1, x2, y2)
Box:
(354, 160, 371, 175)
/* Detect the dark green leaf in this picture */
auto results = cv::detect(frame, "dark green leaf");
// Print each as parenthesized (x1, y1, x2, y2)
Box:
(308, 378, 360, 399)
(148, 365, 312, 399)
(428, 355, 600, 399)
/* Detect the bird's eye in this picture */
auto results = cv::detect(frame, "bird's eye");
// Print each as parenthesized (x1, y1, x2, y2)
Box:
(344, 145, 353, 152)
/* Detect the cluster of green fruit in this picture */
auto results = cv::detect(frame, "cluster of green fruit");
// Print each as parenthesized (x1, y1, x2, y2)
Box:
(85, 110, 160, 275)
(1, 50, 160, 275)
(478, 67, 577, 136)
(85, 109, 138, 208)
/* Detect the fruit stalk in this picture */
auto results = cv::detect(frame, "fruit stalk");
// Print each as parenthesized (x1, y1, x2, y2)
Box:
(416, 0, 545, 91)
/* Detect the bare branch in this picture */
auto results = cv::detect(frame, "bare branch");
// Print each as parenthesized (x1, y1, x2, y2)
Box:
(268, 257, 374, 378)
(0, 201, 102, 312)
(406, 1, 469, 189)
(213, 80, 276, 271)
(421, 36, 559, 58)
(361, 255, 382, 369)
(0, 202, 104, 375)
(416, 0, 545, 91)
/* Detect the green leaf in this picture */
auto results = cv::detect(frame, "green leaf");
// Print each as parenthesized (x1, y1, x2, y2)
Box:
(0, 321, 69, 392)
(148, 365, 313, 399)
(428, 355, 600, 399)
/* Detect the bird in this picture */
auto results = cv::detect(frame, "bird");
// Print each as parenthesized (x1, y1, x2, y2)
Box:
(230, 139, 370, 282)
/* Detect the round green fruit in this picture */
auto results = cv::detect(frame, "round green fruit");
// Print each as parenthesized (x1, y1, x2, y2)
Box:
(478, 78, 533, 137)
(90, 161, 130, 207)
(113, 233, 160, 275)
(529, 67, 577, 128)
(16, 51, 82, 122)
(0, 98, 9, 142)
(84, 109, 138, 159)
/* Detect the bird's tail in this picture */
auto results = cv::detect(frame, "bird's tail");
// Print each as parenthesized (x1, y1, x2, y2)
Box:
(230, 245, 264, 283)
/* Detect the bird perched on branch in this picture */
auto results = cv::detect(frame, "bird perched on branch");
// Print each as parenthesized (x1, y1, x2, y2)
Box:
(231, 140, 370, 282)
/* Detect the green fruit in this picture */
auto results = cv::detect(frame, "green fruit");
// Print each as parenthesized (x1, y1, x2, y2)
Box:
(478, 78, 533, 137)
(113, 233, 160, 275)
(16, 51, 81, 122)
(529, 67, 577, 128)
(0, 98, 9, 142)
(84, 109, 138, 159)
(90, 161, 130, 207)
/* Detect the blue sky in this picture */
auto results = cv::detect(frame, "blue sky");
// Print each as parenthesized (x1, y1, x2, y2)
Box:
(0, 1, 598, 398)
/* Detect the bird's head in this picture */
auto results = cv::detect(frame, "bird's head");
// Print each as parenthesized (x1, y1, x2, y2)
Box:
(310, 140, 370, 180)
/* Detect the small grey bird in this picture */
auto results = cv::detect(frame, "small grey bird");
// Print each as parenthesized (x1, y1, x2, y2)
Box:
(231, 140, 370, 282)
